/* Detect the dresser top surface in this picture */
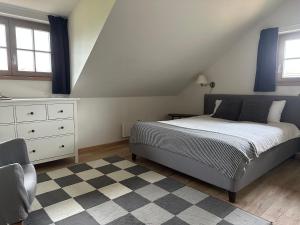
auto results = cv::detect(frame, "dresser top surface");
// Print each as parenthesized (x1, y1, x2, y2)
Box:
(0, 98, 79, 103)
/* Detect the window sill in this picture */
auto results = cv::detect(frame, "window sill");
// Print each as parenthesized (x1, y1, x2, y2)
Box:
(277, 79, 300, 86)
(0, 75, 52, 81)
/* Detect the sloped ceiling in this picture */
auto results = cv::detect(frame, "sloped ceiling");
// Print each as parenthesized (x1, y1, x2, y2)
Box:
(72, 0, 285, 97)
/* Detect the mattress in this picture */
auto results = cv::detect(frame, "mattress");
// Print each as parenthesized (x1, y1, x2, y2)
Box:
(130, 116, 300, 179)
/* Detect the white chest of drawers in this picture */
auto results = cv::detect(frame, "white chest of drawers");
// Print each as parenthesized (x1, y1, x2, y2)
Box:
(0, 98, 78, 164)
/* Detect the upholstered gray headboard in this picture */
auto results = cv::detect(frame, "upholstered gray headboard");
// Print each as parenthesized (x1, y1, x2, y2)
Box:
(204, 94, 300, 129)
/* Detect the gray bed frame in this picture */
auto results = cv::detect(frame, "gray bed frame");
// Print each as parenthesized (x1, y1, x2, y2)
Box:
(130, 94, 300, 203)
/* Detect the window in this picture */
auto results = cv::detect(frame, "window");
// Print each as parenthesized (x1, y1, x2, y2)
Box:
(277, 31, 300, 85)
(0, 16, 51, 80)
(0, 17, 10, 73)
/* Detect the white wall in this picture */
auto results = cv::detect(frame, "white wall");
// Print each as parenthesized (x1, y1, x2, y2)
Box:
(173, 83, 207, 115)
(77, 96, 176, 148)
(206, 0, 300, 96)
(67, 1, 177, 149)
(176, 0, 300, 114)
(0, 80, 52, 97)
(68, 0, 115, 88)
(0, 80, 176, 148)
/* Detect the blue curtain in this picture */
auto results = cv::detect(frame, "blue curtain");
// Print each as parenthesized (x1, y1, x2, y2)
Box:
(254, 28, 279, 92)
(48, 16, 71, 94)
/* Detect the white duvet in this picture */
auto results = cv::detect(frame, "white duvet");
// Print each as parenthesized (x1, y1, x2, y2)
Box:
(160, 115, 300, 155)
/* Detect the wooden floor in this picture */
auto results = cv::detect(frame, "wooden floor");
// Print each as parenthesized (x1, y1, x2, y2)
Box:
(36, 142, 300, 225)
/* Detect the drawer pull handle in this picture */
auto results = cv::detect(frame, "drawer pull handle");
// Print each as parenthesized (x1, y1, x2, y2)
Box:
(58, 110, 64, 113)
(31, 150, 36, 153)
(31, 130, 35, 133)
(59, 126, 64, 130)
(29, 112, 34, 115)
(60, 145, 65, 148)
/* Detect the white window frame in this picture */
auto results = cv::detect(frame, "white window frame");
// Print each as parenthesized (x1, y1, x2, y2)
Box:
(277, 31, 300, 86)
(0, 16, 52, 81)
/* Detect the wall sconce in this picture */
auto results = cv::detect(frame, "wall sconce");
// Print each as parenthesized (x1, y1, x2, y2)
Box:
(196, 74, 215, 88)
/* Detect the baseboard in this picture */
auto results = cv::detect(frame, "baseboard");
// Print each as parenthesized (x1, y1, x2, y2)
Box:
(79, 139, 129, 153)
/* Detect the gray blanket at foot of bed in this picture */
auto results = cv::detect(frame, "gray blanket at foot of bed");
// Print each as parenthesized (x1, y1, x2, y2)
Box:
(130, 122, 256, 179)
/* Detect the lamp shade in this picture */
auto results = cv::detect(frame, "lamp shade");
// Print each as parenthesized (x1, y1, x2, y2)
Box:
(196, 74, 208, 85)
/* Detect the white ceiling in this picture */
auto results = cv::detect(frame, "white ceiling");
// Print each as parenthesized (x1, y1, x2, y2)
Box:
(72, 0, 286, 97)
(0, 0, 79, 16)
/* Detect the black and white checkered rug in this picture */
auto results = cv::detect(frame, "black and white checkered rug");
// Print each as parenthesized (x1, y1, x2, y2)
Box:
(26, 156, 271, 225)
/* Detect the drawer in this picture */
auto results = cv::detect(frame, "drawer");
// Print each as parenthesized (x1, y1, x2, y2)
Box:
(0, 125, 15, 143)
(26, 135, 74, 162)
(0, 106, 14, 124)
(48, 104, 74, 119)
(17, 120, 74, 140)
(16, 105, 46, 122)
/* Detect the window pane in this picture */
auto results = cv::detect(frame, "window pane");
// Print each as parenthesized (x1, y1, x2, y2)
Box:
(17, 50, 34, 71)
(35, 52, 51, 73)
(34, 30, 50, 52)
(0, 48, 8, 70)
(285, 39, 300, 59)
(0, 24, 6, 47)
(16, 27, 33, 50)
(283, 59, 300, 77)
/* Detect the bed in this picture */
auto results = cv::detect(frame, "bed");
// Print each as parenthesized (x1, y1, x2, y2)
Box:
(129, 94, 300, 202)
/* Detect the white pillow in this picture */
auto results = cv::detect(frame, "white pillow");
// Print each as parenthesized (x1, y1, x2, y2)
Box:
(267, 100, 286, 123)
(212, 100, 222, 115)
